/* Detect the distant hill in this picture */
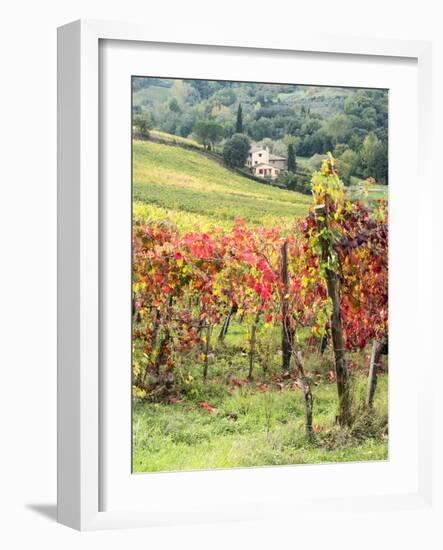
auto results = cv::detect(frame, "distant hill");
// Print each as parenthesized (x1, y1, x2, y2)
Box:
(133, 80, 355, 121)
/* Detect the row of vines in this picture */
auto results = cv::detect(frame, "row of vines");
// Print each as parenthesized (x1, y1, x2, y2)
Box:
(132, 155, 388, 436)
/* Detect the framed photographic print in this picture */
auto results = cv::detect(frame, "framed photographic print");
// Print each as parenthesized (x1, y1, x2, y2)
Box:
(57, 20, 436, 533)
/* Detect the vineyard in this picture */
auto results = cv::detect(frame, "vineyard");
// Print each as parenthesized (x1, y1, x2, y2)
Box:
(132, 139, 312, 231)
(132, 146, 388, 472)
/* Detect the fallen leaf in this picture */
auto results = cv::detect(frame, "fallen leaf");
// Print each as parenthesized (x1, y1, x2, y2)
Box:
(198, 401, 216, 413)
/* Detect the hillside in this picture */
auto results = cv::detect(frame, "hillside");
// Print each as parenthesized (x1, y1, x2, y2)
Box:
(132, 77, 388, 185)
(132, 139, 311, 232)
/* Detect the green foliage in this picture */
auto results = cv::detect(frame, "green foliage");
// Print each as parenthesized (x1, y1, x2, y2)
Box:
(169, 97, 181, 113)
(335, 147, 359, 184)
(236, 103, 243, 133)
(212, 86, 237, 106)
(324, 114, 353, 145)
(247, 117, 274, 140)
(193, 119, 224, 150)
(281, 171, 311, 195)
(133, 113, 152, 138)
(132, 78, 388, 183)
(287, 143, 296, 172)
(361, 132, 388, 183)
(222, 133, 251, 168)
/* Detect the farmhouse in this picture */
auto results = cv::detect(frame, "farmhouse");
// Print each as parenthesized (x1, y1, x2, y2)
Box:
(251, 163, 281, 180)
(245, 146, 286, 180)
(269, 153, 286, 170)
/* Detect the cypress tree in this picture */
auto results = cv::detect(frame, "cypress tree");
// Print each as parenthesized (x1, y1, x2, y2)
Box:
(235, 103, 243, 134)
(287, 143, 297, 172)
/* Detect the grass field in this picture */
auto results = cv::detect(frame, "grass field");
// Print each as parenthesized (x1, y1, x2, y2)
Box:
(133, 330, 388, 472)
(133, 139, 311, 232)
(150, 129, 204, 148)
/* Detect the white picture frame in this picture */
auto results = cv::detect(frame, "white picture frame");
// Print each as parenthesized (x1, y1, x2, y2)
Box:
(57, 19, 436, 532)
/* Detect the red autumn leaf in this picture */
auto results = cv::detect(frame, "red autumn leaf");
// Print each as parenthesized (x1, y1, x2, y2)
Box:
(198, 401, 215, 413)
(262, 269, 276, 283)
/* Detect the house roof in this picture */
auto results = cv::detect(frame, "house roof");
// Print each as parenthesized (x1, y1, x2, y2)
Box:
(249, 146, 266, 153)
(269, 154, 286, 160)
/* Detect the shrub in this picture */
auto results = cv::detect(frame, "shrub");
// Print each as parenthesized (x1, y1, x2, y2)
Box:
(222, 133, 251, 168)
(281, 171, 311, 195)
(133, 113, 152, 139)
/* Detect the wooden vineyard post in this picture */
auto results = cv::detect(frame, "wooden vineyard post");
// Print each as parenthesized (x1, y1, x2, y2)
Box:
(203, 322, 212, 381)
(293, 351, 314, 439)
(366, 339, 388, 407)
(141, 308, 161, 386)
(280, 240, 313, 439)
(281, 240, 293, 371)
(218, 303, 237, 342)
(248, 311, 261, 381)
(152, 297, 173, 377)
(314, 204, 352, 426)
(319, 322, 330, 354)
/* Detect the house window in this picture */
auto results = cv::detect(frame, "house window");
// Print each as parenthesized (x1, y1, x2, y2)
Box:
(258, 153, 262, 157)
(259, 169, 263, 174)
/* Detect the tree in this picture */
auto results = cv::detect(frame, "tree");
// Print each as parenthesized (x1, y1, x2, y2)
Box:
(169, 97, 181, 113)
(281, 171, 310, 194)
(376, 141, 388, 184)
(223, 133, 251, 168)
(336, 148, 359, 184)
(193, 120, 224, 150)
(236, 103, 243, 133)
(133, 114, 152, 139)
(287, 143, 297, 172)
(248, 117, 273, 141)
(325, 114, 353, 145)
(361, 132, 386, 181)
(178, 113, 196, 138)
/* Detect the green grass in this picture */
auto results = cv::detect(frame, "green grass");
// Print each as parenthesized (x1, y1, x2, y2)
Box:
(133, 139, 311, 231)
(346, 181, 388, 205)
(150, 129, 203, 148)
(132, 357, 388, 472)
(294, 155, 311, 169)
(369, 185, 388, 200)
